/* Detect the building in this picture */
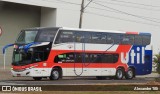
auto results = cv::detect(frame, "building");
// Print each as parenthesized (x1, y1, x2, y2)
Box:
(0, 0, 160, 68)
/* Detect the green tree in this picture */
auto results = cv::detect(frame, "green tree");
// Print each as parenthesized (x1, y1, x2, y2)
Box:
(153, 54, 160, 74)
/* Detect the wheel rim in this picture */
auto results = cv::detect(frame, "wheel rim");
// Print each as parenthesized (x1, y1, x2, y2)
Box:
(117, 70, 123, 79)
(128, 70, 133, 78)
(52, 70, 59, 79)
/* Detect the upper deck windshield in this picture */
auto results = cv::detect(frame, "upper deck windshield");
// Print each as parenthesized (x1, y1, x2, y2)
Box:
(16, 30, 38, 44)
(16, 28, 59, 44)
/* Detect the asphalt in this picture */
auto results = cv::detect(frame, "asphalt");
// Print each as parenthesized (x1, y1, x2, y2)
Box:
(0, 68, 159, 85)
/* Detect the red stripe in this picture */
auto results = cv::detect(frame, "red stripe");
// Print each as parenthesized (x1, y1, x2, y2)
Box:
(126, 32, 138, 34)
(12, 46, 132, 71)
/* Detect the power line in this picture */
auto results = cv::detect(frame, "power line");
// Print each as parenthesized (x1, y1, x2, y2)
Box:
(24, 0, 80, 11)
(87, 6, 160, 21)
(96, 0, 160, 8)
(84, 0, 93, 10)
(40, 0, 160, 21)
(26, 0, 160, 26)
(92, 1, 160, 23)
(84, 11, 160, 27)
(41, 0, 81, 5)
(93, 0, 160, 11)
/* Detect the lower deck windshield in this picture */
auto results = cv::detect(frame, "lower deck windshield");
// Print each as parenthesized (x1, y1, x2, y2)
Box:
(12, 49, 48, 66)
(13, 51, 32, 66)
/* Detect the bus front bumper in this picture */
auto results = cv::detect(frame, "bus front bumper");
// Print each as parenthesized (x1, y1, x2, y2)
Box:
(11, 68, 31, 77)
(11, 68, 51, 77)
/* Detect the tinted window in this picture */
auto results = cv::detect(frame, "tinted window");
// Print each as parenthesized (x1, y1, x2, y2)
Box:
(54, 53, 119, 63)
(134, 35, 142, 45)
(54, 53, 75, 63)
(75, 31, 83, 43)
(106, 33, 120, 44)
(16, 30, 38, 44)
(142, 35, 151, 45)
(83, 32, 92, 43)
(92, 32, 102, 44)
(120, 35, 134, 45)
(101, 54, 119, 63)
(55, 30, 75, 44)
(37, 28, 58, 42)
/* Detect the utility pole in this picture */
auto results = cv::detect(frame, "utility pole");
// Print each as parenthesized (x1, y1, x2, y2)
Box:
(79, 0, 85, 28)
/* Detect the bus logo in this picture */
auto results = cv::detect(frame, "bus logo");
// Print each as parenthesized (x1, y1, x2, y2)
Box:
(121, 47, 145, 64)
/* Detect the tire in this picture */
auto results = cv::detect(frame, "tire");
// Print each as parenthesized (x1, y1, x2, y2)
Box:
(33, 77, 42, 81)
(125, 68, 134, 79)
(96, 76, 106, 80)
(49, 69, 60, 80)
(115, 68, 124, 80)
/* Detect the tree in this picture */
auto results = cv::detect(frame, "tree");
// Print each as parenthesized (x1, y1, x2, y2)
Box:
(153, 54, 160, 74)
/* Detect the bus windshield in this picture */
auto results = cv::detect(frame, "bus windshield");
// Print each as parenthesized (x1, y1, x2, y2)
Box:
(16, 30, 38, 44)
(16, 28, 59, 44)
(13, 28, 59, 65)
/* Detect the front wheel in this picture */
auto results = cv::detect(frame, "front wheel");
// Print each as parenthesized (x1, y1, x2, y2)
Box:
(49, 69, 60, 80)
(33, 77, 42, 81)
(115, 68, 124, 80)
(125, 68, 134, 79)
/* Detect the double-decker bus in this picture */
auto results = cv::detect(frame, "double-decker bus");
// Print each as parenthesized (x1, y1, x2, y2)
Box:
(8, 27, 152, 80)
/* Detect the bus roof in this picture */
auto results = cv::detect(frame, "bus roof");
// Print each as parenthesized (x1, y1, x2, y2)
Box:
(22, 27, 151, 35)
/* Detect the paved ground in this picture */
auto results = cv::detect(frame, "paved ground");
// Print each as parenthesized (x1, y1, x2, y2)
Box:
(0, 68, 160, 85)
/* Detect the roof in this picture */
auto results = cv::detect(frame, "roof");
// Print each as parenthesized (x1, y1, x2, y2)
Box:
(22, 27, 151, 35)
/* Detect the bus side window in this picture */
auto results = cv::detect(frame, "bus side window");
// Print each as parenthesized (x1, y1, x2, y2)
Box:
(75, 31, 83, 43)
(121, 35, 134, 45)
(106, 34, 114, 44)
(142, 35, 151, 45)
(106, 33, 120, 44)
(54, 53, 75, 63)
(91, 32, 102, 44)
(134, 35, 142, 45)
(84, 32, 92, 43)
(56, 30, 74, 44)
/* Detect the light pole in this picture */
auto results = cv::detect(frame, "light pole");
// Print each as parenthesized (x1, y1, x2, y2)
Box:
(79, 0, 85, 28)
(79, 0, 93, 28)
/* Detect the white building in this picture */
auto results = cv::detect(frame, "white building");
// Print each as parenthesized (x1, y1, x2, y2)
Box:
(0, 0, 160, 68)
